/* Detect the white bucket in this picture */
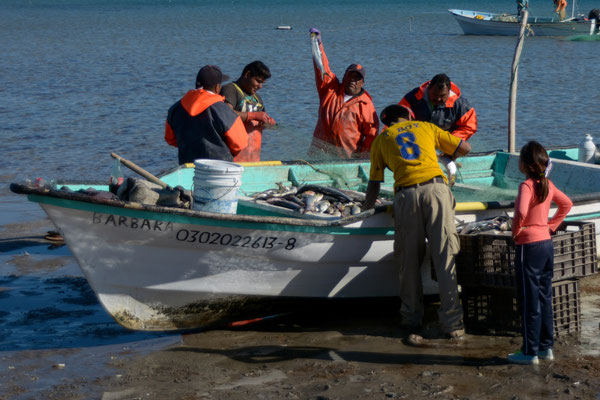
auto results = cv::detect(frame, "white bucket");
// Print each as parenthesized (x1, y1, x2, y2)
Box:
(192, 159, 244, 214)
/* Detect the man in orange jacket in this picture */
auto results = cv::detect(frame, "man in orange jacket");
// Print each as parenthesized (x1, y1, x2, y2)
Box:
(221, 61, 276, 162)
(399, 74, 476, 183)
(399, 74, 477, 142)
(165, 65, 248, 165)
(308, 28, 379, 160)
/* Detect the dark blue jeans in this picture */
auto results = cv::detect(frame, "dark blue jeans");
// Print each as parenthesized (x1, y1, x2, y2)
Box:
(514, 239, 554, 356)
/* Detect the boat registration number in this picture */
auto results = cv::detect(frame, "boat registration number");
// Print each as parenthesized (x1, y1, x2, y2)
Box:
(175, 229, 297, 250)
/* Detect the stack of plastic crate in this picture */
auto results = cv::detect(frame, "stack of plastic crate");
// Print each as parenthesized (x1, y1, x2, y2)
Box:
(456, 221, 597, 336)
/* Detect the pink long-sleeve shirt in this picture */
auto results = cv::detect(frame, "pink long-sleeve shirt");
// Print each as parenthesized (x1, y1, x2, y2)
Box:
(512, 179, 573, 245)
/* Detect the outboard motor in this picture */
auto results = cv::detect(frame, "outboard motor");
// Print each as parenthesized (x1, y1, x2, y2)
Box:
(589, 9, 600, 33)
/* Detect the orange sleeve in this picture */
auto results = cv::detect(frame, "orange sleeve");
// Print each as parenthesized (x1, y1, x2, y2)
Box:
(357, 103, 380, 155)
(223, 117, 249, 156)
(165, 120, 177, 147)
(548, 184, 573, 232)
(452, 107, 477, 141)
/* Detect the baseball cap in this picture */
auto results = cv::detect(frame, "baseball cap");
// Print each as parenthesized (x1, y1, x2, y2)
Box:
(345, 63, 366, 80)
(195, 65, 230, 88)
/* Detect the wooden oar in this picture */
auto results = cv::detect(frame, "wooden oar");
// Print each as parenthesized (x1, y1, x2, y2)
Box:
(110, 152, 172, 190)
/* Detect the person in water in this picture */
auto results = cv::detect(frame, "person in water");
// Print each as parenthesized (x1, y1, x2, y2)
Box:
(517, 0, 529, 17)
(165, 65, 248, 164)
(399, 73, 477, 183)
(554, 0, 567, 20)
(221, 61, 276, 162)
(307, 28, 379, 160)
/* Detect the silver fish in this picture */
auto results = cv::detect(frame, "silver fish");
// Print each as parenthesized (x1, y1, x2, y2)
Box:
(311, 35, 325, 79)
(297, 184, 353, 203)
(252, 183, 297, 200)
(266, 198, 303, 211)
(316, 200, 330, 213)
(302, 192, 323, 212)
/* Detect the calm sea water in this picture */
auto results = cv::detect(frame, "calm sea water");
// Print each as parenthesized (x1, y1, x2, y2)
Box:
(1, 0, 599, 185)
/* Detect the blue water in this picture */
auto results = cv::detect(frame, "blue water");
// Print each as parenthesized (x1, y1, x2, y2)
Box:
(1, 0, 599, 186)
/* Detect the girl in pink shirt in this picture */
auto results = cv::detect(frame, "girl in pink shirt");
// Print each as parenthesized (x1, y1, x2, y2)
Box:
(507, 141, 572, 365)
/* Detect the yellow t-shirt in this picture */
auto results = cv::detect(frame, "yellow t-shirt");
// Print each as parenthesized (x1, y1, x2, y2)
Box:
(369, 120, 463, 188)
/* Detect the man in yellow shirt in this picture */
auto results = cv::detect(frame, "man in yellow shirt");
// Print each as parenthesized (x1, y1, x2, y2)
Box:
(364, 104, 471, 341)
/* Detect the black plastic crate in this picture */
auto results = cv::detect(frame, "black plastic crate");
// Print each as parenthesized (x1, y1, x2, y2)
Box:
(456, 221, 597, 287)
(461, 279, 581, 337)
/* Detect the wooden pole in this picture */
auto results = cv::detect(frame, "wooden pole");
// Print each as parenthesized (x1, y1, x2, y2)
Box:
(110, 152, 172, 190)
(508, 9, 529, 154)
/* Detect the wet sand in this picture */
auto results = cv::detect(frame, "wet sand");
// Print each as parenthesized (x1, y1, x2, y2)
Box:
(1, 200, 599, 399)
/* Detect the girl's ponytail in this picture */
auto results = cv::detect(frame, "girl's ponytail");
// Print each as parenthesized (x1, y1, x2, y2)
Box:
(538, 172, 549, 203)
(519, 141, 550, 203)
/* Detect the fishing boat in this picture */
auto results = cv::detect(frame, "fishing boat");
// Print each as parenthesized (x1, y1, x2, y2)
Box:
(449, 8, 598, 36)
(9, 148, 600, 331)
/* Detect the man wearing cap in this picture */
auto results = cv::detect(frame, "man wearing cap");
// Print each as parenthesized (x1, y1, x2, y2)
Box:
(221, 61, 276, 162)
(165, 65, 248, 165)
(308, 28, 379, 159)
(364, 104, 471, 342)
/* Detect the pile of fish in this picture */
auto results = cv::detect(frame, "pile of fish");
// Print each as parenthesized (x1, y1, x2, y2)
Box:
(456, 215, 512, 234)
(252, 183, 368, 218)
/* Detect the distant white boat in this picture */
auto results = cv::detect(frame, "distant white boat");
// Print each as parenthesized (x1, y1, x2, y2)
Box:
(449, 8, 598, 36)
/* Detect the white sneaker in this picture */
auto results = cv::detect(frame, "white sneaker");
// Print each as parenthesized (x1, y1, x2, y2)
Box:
(538, 349, 554, 360)
(507, 350, 539, 365)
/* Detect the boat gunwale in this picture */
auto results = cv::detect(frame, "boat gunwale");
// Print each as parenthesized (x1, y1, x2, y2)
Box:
(448, 8, 587, 23)
(9, 182, 387, 228)
(11, 180, 600, 219)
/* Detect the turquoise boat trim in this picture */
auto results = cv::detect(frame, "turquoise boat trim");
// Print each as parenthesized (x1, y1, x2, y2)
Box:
(28, 194, 394, 236)
(548, 148, 578, 162)
(564, 211, 600, 222)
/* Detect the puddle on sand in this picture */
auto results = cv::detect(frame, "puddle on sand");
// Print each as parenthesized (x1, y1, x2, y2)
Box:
(0, 205, 180, 400)
(0, 336, 181, 400)
(0, 243, 172, 351)
(579, 293, 600, 357)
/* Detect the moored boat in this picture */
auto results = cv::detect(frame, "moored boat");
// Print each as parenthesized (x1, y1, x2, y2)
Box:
(10, 148, 600, 331)
(449, 8, 598, 36)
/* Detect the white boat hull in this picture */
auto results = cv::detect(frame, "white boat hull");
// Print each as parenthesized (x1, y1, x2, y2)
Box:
(40, 200, 399, 330)
(449, 9, 595, 36)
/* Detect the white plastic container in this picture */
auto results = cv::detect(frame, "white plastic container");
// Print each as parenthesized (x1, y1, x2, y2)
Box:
(578, 134, 596, 164)
(192, 159, 244, 214)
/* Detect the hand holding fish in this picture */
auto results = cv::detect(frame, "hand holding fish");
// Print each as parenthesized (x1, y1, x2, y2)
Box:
(309, 28, 321, 44)
(247, 111, 276, 126)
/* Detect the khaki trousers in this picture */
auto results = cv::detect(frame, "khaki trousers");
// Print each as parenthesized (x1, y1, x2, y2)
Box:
(393, 182, 463, 332)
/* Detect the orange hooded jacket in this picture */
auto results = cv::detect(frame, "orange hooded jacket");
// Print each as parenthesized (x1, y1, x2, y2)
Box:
(165, 89, 248, 164)
(309, 42, 379, 159)
(399, 80, 477, 141)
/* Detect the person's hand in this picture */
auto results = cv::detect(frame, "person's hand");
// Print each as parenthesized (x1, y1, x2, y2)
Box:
(247, 111, 276, 126)
(309, 28, 321, 44)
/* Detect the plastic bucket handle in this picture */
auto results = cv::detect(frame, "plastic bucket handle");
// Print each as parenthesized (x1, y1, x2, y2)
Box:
(192, 177, 240, 204)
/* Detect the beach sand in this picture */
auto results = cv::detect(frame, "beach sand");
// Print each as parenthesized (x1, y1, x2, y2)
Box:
(1, 213, 599, 399)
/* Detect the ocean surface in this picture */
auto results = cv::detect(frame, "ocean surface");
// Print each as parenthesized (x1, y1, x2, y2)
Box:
(1, 0, 599, 185)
